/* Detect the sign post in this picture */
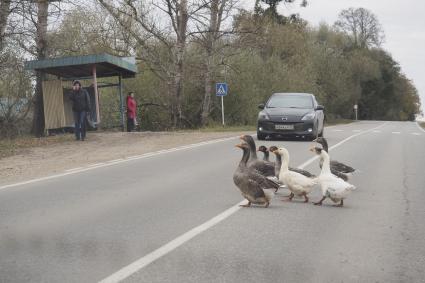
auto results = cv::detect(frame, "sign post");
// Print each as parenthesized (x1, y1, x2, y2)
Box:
(216, 82, 228, 126)
(354, 104, 358, 120)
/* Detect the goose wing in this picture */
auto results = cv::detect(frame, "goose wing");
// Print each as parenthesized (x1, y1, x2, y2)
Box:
(248, 160, 275, 176)
(248, 167, 280, 190)
(320, 174, 355, 197)
(330, 168, 348, 181)
(289, 167, 316, 178)
(330, 160, 355, 173)
(246, 178, 268, 199)
(284, 171, 318, 187)
(233, 168, 267, 198)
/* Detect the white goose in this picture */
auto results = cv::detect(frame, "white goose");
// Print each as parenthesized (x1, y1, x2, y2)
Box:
(272, 147, 318, 203)
(310, 147, 356, 207)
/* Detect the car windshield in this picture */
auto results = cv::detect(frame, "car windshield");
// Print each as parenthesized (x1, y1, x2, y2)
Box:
(267, 95, 313, 109)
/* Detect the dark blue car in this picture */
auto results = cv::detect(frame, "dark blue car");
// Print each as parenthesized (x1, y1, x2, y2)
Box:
(257, 93, 325, 140)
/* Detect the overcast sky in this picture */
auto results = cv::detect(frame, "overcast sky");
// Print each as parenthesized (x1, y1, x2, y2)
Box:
(240, 0, 425, 113)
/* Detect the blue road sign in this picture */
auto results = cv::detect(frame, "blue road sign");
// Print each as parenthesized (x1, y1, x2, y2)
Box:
(216, 83, 228, 96)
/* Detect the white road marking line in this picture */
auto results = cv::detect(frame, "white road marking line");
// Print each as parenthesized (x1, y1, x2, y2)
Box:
(99, 122, 388, 283)
(98, 200, 245, 283)
(87, 163, 105, 167)
(107, 159, 125, 163)
(125, 155, 145, 160)
(412, 133, 421, 136)
(391, 132, 401, 134)
(0, 136, 240, 191)
(332, 129, 343, 132)
(65, 167, 84, 172)
(372, 130, 381, 133)
(415, 122, 425, 133)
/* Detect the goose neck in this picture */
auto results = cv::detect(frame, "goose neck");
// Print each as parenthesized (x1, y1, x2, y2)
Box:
(320, 152, 331, 175)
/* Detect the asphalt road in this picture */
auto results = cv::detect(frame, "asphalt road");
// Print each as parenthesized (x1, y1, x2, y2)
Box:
(1, 121, 425, 283)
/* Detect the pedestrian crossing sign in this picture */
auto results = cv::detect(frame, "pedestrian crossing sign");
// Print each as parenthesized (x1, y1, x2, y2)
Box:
(216, 83, 228, 96)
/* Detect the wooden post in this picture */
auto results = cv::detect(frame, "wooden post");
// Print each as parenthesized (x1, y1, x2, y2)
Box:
(92, 65, 101, 124)
(118, 74, 124, 131)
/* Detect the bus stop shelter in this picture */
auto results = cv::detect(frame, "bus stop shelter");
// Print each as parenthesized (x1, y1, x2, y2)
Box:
(25, 53, 137, 132)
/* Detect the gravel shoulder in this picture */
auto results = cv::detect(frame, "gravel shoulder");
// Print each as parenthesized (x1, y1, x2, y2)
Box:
(0, 131, 248, 186)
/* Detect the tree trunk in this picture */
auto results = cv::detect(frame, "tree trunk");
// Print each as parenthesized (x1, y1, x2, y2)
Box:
(200, 0, 220, 127)
(201, 59, 213, 126)
(0, 0, 11, 50)
(31, 0, 48, 137)
(172, 0, 188, 128)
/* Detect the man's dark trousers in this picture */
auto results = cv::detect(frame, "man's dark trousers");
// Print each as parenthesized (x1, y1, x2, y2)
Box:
(73, 111, 87, 140)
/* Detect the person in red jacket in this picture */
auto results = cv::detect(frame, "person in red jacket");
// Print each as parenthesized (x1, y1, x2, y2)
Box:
(126, 92, 137, 132)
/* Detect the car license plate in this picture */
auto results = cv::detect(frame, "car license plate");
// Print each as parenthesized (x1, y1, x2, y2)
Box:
(275, 124, 294, 130)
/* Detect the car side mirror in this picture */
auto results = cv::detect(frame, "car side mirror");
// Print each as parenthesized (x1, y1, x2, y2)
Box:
(315, 105, 324, 111)
(258, 103, 265, 110)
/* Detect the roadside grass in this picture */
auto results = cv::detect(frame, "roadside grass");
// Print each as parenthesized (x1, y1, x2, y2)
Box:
(197, 125, 256, 132)
(0, 134, 74, 159)
(419, 121, 425, 130)
(325, 118, 354, 126)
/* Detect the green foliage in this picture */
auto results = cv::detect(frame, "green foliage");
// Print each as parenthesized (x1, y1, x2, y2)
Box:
(0, 52, 33, 138)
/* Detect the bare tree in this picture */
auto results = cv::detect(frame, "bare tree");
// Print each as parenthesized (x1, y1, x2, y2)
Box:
(335, 7, 384, 49)
(30, 0, 50, 137)
(0, 0, 11, 50)
(3, 0, 65, 136)
(97, 0, 206, 128)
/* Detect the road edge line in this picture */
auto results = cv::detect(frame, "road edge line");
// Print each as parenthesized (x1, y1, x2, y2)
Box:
(0, 136, 239, 191)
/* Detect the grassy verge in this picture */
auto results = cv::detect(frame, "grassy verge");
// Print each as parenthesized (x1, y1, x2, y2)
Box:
(0, 134, 74, 159)
(419, 121, 425, 129)
(325, 118, 355, 126)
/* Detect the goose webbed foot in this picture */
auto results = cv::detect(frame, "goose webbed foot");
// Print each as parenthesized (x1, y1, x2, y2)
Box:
(334, 200, 344, 207)
(313, 196, 326, 206)
(240, 201, 251, 207)
(303, 193, 309, 203)
(264, 201, 270, 208)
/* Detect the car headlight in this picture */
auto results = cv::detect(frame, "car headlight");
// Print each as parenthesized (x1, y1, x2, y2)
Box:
(301, 112, 316, 121)
(258, 112, 270, 120)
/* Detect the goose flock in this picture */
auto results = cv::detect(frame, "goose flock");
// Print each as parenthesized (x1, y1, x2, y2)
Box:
(233, 135, 357, 208)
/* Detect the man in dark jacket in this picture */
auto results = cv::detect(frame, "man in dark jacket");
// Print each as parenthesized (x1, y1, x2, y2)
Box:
(69, 80, 91, 141)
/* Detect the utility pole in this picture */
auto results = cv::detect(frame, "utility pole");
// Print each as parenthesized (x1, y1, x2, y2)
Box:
(222, 64, 227, 126)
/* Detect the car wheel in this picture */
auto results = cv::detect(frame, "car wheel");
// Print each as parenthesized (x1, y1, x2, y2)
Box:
(257, 132, 266, 140)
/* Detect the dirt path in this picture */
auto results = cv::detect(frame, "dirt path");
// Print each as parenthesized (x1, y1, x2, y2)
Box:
(0, 131, 248, 186)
